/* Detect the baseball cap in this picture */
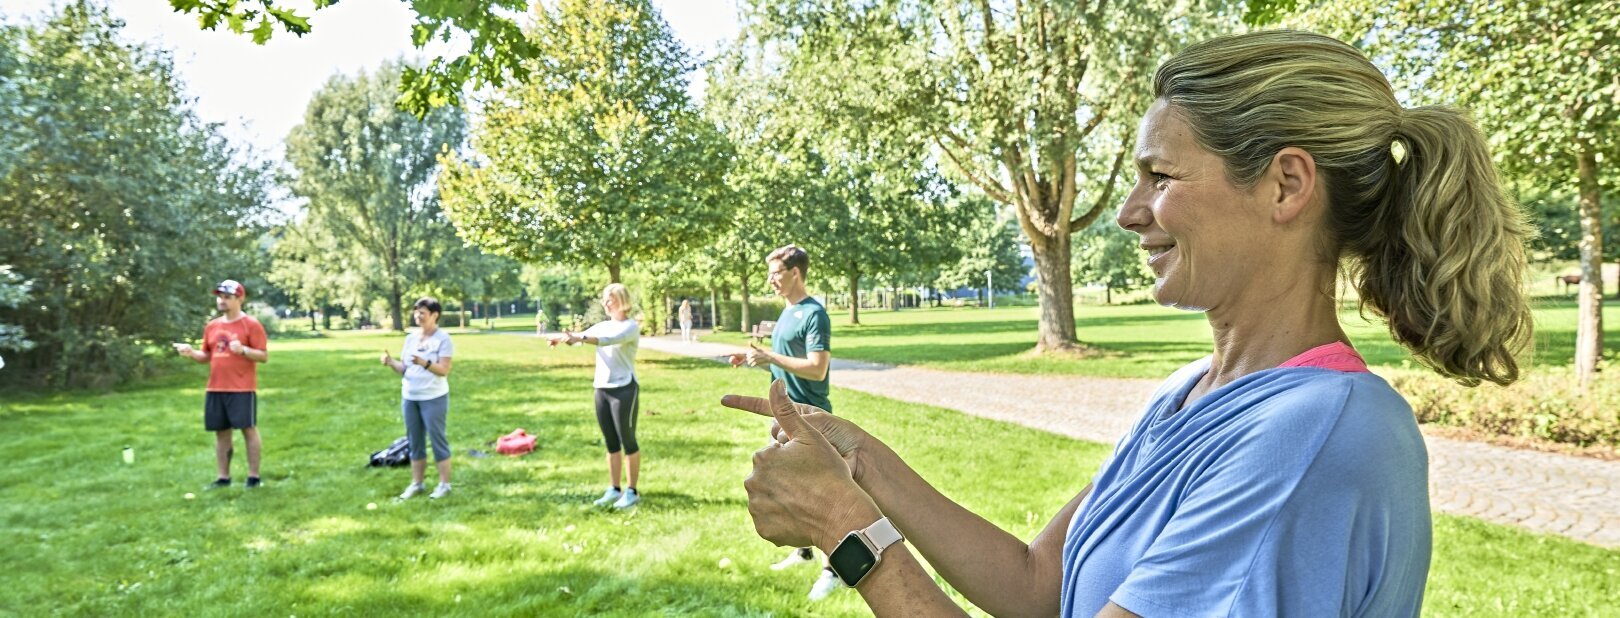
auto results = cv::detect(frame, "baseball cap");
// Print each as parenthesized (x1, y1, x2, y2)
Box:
(214, 279, 247, 297)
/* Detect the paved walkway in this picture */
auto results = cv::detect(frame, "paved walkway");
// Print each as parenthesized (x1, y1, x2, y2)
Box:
(640, 334, 1620, 549)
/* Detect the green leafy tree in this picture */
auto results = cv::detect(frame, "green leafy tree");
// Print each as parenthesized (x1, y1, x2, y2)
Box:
(0, 266, 35, 354)
(440, 0, 728, 285)
(743, 0, 1236, 349)
(701, 46, 800, 330)
(1514, 182, 1620, 271)
(1074, 218, 1153, 305)
(284, 61, 468, 332)
(937, 203, 1029, 300)
(0, 2, 273, 386)
(709, 27, 971, 325)
(521, 263, 597, 331)
(167, 0, 534, 115)
(266, 214, 344, 331)
(1301, 0, 1620, 385)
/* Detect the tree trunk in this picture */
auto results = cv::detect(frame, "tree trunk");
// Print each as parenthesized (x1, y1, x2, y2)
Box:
(739, 271, 751, 335)
(1105, 284, 1112, 305)
(847, 269, 861, 325)
(1575, 145, 1604, 387)
(1031, 233, 1078, 352)
(460, 299, 468, 328)
(710, 288, 718, 331)
(308, 307, 317, 331)
(389, 281, 405, 332)
(664, 293, 673, 336)
(608, 259, 622, 284)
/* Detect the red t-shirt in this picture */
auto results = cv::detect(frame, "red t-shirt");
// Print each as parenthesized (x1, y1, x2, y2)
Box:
(203, 315, 267, 392)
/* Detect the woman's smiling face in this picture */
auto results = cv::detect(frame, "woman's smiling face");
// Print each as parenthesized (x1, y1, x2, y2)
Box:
(1116, 99, 1275, 313)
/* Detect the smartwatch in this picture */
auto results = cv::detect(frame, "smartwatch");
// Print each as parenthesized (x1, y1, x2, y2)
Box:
(827, 516, 905, 588)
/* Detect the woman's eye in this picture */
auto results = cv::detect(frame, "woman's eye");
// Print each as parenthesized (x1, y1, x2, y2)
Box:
(1151, 172, 1172, 185)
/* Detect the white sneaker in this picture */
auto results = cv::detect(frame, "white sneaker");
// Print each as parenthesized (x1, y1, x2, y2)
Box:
(429, 483, 452, 499)
(398, 483, 425, 500)
(770, 547, 815, 571)
(808, 567, 844, 601)
(592, 487, 622, 507)
(612, 487, 639, 509)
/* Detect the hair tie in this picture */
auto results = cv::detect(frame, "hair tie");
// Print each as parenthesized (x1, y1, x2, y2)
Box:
(1390, 112, 1408, 164)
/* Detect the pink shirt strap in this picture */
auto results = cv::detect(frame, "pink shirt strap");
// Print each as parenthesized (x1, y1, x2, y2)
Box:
(1278, 341, 1369, 373)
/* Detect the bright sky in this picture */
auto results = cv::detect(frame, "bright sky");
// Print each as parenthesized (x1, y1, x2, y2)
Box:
(4, 0, 740, 163)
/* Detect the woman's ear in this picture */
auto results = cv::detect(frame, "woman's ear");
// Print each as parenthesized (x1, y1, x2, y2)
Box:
(1269, 146, 1318, 224)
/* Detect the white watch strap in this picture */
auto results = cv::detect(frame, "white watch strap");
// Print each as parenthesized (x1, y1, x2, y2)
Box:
(863, 516, 904, 551)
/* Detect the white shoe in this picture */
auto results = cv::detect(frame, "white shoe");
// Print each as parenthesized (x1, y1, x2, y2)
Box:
(612, 487, 639, 509)
(398, 483, 425, 500)
(770, 547, 814, 571)
(808, 567, 844, 601)
(429, 483, 452, 499)
(592, 487, 622, 507)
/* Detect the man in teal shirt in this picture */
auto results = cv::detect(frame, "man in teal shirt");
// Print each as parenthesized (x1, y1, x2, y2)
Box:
(733, 244, 839, 599)
(739, 245, 832, 411)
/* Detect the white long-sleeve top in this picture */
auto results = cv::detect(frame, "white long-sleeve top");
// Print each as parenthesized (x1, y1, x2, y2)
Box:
(582, 319, 639, 388)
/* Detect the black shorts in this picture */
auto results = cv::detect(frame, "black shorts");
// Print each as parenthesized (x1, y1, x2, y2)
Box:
(205, 392, 257, 431)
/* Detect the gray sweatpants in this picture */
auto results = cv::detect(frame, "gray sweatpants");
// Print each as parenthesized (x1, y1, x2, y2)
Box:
(403, 394, 451, 461)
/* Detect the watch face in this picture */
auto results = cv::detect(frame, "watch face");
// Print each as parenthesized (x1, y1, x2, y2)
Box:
(828, 532, 877, 587)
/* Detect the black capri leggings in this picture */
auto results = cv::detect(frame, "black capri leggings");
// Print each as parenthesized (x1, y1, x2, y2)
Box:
(594, 380, 640, 455)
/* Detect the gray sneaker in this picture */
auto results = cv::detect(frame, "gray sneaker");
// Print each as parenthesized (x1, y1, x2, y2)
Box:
(612, 488, 639, 509)
(429, 483, 452, 500)
(808, 567, 844, 601)
(592, 487, 622, 507)
(398, 483, 425, 501)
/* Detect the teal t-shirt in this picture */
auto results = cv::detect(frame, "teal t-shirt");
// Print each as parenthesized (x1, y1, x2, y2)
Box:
(768, 297, 832, 412)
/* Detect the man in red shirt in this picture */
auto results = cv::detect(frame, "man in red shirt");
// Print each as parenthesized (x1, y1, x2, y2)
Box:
(173, 280, 269, 489)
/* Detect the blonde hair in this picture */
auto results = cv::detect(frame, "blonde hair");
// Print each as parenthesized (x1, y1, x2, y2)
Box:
(602, 283, 632, 311)
(1154, 30, 1532, 386)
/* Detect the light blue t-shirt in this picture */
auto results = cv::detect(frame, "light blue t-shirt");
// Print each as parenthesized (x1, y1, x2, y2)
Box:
(1061, 357, 1431, 618)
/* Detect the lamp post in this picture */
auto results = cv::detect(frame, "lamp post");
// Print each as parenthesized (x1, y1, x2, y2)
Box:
(985, 270, 993, 309)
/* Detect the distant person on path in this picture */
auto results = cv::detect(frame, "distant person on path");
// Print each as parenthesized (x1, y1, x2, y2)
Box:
(727, 244, 839, 600)
(723, 31, 1534, 617)
(535, 308, 548, 336)
(551, 283, 643, 510)
(172, 279, 270, 490)
(678, 298, 694, 343)
(380, 297, 455, 500)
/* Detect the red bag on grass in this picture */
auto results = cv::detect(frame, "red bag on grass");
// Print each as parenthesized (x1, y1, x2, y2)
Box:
(496, 428, 537, 455)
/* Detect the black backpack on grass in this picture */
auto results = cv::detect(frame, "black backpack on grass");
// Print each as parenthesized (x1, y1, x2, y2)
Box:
(368, 436, 410, 467)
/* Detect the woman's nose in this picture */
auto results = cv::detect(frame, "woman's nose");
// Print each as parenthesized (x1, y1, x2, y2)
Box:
(1116, 184, 1151, 231)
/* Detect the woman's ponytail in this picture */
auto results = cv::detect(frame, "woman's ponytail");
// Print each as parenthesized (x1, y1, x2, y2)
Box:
(1350, 106, 1533, 386)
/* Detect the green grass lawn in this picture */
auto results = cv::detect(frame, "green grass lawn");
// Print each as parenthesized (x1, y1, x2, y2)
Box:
(701, 299, 1620, 378)
(2, 332, 1616, 615)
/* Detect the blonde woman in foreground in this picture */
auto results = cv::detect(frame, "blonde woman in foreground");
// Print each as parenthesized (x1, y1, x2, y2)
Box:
(724, 30, 1533, 617)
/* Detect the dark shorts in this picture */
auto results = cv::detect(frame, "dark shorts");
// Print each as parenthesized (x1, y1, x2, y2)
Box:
(205, 391, 257, 431)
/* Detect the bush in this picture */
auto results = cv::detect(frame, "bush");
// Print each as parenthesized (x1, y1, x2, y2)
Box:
(1391, 367, 1620, 450)
(715, 299, 785, 333)
(245, 303, 285, 336)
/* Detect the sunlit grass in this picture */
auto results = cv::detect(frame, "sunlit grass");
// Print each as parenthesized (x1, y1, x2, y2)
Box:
(1, 332, 1614, 615)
